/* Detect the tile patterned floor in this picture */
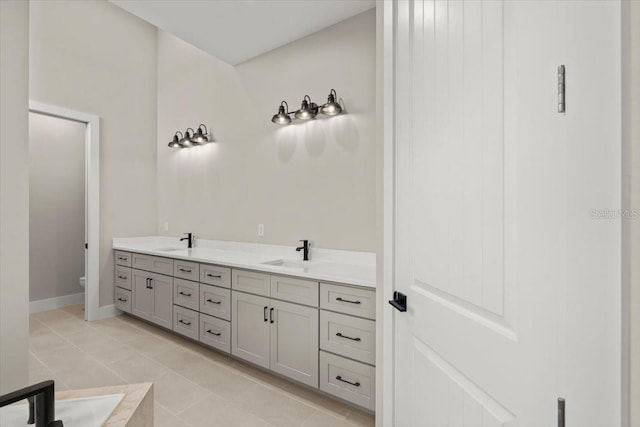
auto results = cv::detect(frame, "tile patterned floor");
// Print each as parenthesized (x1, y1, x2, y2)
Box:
(29, 304, 375, 427)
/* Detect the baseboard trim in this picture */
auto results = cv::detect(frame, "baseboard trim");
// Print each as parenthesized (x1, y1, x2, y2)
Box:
(95, 304, 120, 320)
(29, 293, 84, 314)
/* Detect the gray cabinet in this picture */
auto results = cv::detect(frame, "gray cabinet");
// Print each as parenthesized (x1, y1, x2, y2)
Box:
(131, 268, 173, 329)
(269, 299, 319, 387)
(231, 291, 270, 368)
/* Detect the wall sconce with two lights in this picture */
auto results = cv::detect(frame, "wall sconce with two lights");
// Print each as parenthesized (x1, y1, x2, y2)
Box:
(271, 89, 343, 125)
(168, 124, 212, 148)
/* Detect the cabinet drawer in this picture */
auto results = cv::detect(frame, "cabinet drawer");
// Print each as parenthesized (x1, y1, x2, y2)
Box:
(174, 260, 199, 282)
(115, 288, 132, 313)
(199, 314, 230, 353)
(232, 269, 270, 297)
(115, 266, 132, 291)
(320, 283, 375, 320)
(319, 351, 375, 411)
(115, 251, 132, 267)
(173, 278, 199, 311)
(132, 253, 174, 276)
(199, 284, 231, 321)
(270, 275, 318, 307)
(320, 311, 375, 365)
(200, 264, 231, 288)
(173, 305, 199, 341)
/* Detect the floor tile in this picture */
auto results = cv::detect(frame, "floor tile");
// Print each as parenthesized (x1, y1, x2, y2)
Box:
(31, 309, 73, 325)
(108, 353, 168, 383)
(60, 303, 85, 319)
(302, 410, 357, 427)
(285, 383, 351, 418)
(35, 344, 93, 373)
(345, 409, 375, 427)
(29, 332, 71, 357)
(55, 359, 125, 390)
(154, 403, 190, 427)
(239, 383, 316, 427)
(91, 317, 149, 343)
(177, 394, 267, 427)
(152, 370, 211, 414)
(126, 333, 176, 357)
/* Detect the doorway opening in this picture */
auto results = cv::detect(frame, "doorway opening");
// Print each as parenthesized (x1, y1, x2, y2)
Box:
(28, 101, 100, 321)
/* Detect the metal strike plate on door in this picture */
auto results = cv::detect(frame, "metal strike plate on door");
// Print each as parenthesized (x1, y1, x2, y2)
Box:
(389, 291, 407, 312)
(558, 65, 565, 113)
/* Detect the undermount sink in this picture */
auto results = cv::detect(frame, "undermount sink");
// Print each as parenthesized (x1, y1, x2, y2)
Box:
(262, 259, 314, 271)
(154, 247, 186, 252)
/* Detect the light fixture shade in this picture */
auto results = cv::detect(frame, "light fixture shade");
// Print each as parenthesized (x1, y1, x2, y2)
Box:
(168, 133, 182, 148)
(179, 128, 194, 147)
(192, 124, 210, 144)
(271, 103, 292, 125)
(321, 89, 342, 116)
(294, 95, 318, 120)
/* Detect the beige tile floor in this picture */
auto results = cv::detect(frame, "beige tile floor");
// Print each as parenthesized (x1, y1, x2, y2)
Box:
(29, 304, 375, 427)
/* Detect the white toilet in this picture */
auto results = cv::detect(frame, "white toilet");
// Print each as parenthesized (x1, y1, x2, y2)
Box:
(79, 276, 85, 289)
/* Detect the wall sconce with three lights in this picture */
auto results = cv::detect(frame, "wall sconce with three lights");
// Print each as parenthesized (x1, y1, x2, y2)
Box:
(168, 124, 212, 148)
(271, 89, 343, 125)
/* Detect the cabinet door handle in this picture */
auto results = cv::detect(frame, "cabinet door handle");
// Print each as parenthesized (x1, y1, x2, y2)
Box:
(336, 332, 361, 342)
(145, 278, 150, 289)
(336, 375, 360, 387)
(206, 273, 222, 278)
(178, 319, 191, 326)
(206, 298, 221, 305)
(270, 307, 274, 324)
(178, 291, 192, 297)
(178, 268, 192, 273)
(118, 275, 127, 280)
(117, 297, 127, 302)
(206, 329, 221, 336)
(264, 306, 268, 322)
(148, 278, 153, 289)
(336, 297, 361, 304)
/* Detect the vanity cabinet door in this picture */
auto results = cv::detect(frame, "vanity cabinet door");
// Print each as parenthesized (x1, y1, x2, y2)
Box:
(131, 269, 152, 320)
(231, 291, 270, 369)
(150, 273, 173, 329)
(269, 299, 319, 387)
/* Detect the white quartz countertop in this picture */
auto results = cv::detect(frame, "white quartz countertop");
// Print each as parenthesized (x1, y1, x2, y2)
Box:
(112, 236, 376, 288)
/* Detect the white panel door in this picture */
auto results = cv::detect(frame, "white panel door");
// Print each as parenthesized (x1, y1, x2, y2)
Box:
(391, 0, 621, 426)
(232, 291, 270, 368)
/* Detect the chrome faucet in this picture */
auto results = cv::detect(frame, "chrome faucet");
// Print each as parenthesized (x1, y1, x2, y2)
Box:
(296, 240, 311, 261)
(180, 232, 195, 249)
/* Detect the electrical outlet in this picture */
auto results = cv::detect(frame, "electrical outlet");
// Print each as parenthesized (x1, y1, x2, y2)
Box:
(164, 221, 169, 231)
(258, 224, 264, 237)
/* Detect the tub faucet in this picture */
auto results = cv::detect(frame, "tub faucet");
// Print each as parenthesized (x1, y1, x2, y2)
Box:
(296, 240, 311, 261)
(180, 232, 195, 249)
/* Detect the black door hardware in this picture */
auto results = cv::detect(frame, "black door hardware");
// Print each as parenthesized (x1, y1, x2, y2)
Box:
(206, 329, 221, 336)
(264, 306, 268, 322)
(336, 332, 361, 342)
(335, 375, 360, 387)
(270, 307, 275, 323)
(336, 297, 361, 304)
(206, 299, 221, 304)
(389, 291, 407, 312)
(178, 319, 191, 326)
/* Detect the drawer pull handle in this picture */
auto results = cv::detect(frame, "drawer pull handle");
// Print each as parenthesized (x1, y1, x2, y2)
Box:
(179, 291, 192, 297)
(206, 273, 222, 278)
(118, 257, 127, 261)
(206, 298, 222, 305)
(178, 268, 192, 273)
(206, 329, 221, 336)
(336, 332, 361, 342)
(117, 297, 127, 302)
(336, 375, 360, 387)
(118, 275, 127, 280)
(336, 297, 361, 305)
(178, 319, 191, 326)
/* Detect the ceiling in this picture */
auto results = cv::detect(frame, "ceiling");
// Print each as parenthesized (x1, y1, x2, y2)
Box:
(110, 0, 375, 66)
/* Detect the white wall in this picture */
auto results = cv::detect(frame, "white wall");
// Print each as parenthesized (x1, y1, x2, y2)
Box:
(29, 113, 86, 302)
(0, 0, 30, 393)
(29, 0, 158, 307)
(156, 10, 376, 251)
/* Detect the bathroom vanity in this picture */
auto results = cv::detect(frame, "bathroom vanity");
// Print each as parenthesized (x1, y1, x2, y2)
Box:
(112, 237, 376, 411)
